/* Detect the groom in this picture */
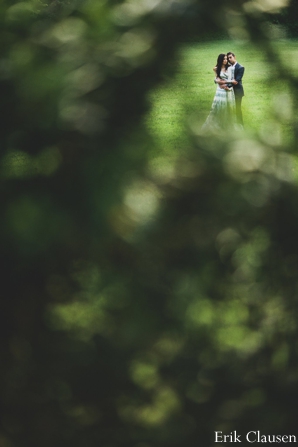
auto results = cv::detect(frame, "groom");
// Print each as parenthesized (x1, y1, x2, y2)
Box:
(227, 52, 245, 127)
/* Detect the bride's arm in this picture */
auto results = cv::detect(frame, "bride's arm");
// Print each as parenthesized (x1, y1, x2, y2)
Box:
(215, 76, 229, 89)
(214, 70, 228, 84)
(213, 68, 230, 89)
(215, 77, 227, 85)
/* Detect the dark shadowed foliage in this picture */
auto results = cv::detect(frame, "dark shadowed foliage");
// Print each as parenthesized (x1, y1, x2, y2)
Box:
(1, 0, 298, 446)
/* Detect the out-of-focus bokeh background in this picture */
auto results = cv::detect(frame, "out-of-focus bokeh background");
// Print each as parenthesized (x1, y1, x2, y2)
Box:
(1, 0, 298, 445)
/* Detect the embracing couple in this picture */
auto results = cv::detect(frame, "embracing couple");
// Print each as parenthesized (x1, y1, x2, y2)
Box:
(202, 52, 244, 132)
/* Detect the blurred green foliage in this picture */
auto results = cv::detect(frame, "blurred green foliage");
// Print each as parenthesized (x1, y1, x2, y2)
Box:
(271, 0, 298, 36)
(1, 0, 298, 446)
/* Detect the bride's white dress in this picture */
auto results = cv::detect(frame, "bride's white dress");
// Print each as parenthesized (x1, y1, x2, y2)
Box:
(202, 68, 236, 131)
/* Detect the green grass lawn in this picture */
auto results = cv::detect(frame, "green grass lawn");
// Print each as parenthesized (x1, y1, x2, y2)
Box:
(145, 39, 297, 158)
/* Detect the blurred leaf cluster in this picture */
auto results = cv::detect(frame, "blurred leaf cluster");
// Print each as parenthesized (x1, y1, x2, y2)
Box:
(1, 0, 298, 446)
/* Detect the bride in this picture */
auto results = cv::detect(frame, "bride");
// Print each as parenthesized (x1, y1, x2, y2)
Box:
(202, 53, 236, 131)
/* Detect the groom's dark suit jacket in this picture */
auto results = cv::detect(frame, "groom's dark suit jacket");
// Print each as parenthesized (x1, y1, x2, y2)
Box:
(233, 63, 245, 97)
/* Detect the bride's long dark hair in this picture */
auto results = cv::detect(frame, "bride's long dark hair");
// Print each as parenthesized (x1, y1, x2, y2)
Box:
(215, 53, 227, 77)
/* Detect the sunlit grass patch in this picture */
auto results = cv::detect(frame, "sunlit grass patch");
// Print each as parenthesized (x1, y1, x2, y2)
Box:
(145, 39, 295, 157)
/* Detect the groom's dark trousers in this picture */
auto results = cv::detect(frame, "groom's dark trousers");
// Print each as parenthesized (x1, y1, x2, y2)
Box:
(235, 94, 243, 126)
